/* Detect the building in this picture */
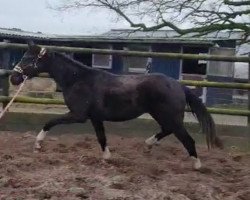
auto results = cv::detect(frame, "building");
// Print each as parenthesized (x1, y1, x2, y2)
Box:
(0, 28, 247, 106)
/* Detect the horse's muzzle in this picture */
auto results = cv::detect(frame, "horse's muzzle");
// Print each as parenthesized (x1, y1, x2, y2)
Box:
(10, 72, 25, 85)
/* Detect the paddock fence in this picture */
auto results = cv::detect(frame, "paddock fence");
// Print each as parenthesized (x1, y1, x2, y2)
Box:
(0, 42, 249, 122)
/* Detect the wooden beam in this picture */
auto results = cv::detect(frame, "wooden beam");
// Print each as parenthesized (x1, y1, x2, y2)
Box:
(0, 95, 249, 116)
(0, 42, 249, 63)
(1, 48, 10, 108)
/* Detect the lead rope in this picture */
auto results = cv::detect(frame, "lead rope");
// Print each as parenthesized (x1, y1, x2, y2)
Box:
(0, 76, 28, 119)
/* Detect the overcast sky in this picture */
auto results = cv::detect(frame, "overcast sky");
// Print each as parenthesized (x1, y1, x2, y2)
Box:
(0, 0, 128, 35)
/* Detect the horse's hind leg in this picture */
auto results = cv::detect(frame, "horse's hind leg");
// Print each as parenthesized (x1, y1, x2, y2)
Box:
(173, 124, 201, 170)
(90, 119, 110, 160)
(145, 126, 172, 146)
(145, 110, 173, 146)
(146, 108, 201, 169)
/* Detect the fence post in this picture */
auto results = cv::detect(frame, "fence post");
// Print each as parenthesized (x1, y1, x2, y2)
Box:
(1, 41, 10, 109)
(248, 53, 250, 126)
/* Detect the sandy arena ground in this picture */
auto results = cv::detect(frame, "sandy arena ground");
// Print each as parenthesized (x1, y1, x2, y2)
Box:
(0, 131, 249, 200)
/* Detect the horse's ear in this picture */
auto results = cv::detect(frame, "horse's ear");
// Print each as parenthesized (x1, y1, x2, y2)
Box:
(27, 40, 35, 49)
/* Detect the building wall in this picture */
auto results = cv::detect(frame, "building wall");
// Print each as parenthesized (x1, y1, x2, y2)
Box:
(110, 44, 124, 74)
(150, 44, 181, 79)
(0, 38, 239, 107)
(206, 47, 235, 106)
(206, 76, 233, 106)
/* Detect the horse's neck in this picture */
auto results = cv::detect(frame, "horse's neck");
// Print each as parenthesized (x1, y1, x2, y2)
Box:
(47, 53, 92, 89)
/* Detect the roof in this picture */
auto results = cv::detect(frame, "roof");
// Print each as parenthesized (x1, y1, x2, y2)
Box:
(236, 43, 250, 55)
(0, 27, 58, 40)
(0, 27, 245, 45)
(101, 29, 244, 41)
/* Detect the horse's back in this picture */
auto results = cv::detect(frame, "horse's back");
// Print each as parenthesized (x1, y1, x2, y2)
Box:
(110, 72, 186, 106)
(138, 73, 185, 98)
(135, 73, 186, 113)
(88, 72, 186, 121)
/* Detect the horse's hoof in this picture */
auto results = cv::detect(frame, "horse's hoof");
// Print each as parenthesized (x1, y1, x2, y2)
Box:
(33, 147, 42, 153)
(33, 142, 42, 153)
(155, 141, 161, 146)
(145, 135, 157, 146)
(143, 145, 152, 153)
(191, 156, 202, 170)
(33, 149, 40, 153)
(103, 147, 111, 160)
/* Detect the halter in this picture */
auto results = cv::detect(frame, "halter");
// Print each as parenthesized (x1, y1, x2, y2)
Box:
(13, 47, 47, 74)
(38, 48, 47, 58)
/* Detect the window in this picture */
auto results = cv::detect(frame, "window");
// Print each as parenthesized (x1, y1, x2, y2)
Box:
(92, 45, 112, 69)
(182, 47, 208, 75)
(123, 45, 151, 74)
(207, 47, 235, 77)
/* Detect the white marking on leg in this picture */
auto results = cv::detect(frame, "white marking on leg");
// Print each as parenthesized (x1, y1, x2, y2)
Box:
(103, 146, 111, 160)
(145, 134, 158, 145)
(34, 129, 47, 151)
(37, 129, 47, 141)
(191, 156, 202, 170)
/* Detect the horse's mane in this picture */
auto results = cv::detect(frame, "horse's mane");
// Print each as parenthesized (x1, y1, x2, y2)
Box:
(54, 52, 92, 70)
(52, 51, 112, 76)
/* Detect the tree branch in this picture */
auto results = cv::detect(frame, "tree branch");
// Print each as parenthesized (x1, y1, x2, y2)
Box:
(224, 0, 250, 6)
(53, 0, 250, 43)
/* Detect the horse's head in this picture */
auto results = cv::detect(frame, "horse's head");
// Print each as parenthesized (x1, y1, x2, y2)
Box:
(10, 41, 48, 85)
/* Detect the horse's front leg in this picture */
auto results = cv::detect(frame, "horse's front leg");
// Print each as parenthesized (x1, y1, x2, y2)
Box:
(90, 119, 111, 160)
(34, 112, 86, 152)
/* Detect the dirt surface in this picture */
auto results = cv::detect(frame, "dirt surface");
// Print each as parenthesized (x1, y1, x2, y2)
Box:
(0, 131, 249, 200)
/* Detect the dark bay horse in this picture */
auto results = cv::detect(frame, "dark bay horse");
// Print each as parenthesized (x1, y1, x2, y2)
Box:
(10, 42, 222, 169)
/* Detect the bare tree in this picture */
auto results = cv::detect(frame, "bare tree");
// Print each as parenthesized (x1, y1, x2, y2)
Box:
(53, 0, 250, 43)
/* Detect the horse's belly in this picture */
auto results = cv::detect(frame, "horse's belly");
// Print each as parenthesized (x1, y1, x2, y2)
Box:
(93, 105, 145, 122)
(104, 111, 145, 122)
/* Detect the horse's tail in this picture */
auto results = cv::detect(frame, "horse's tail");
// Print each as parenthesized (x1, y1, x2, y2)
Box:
(182, 86, 223, 149)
